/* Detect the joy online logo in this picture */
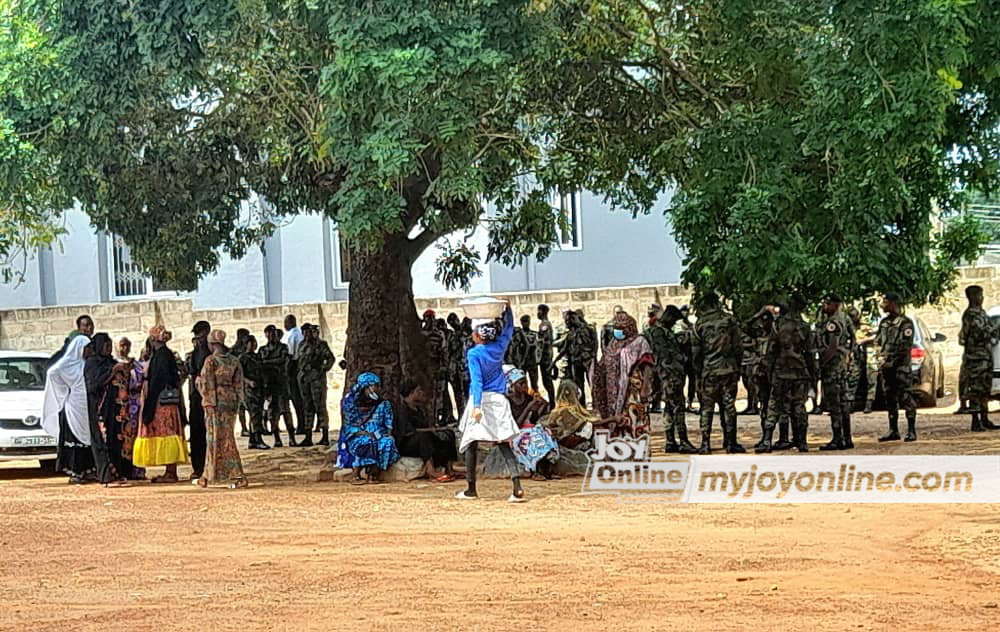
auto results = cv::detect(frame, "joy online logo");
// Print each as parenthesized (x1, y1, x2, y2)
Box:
(581, 431, 692, 502)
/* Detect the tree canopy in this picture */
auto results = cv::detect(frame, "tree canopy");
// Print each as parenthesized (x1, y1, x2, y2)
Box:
(533, 0, 1000, 306)
(2, 0, 1000, 332)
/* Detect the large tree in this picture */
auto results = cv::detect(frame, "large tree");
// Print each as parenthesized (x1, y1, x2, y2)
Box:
(533, 0, 1000, 308)
(1, 0, 572, 396)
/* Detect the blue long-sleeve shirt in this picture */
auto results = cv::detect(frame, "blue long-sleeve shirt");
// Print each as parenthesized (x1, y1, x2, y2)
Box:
(467, 306, 514, 408)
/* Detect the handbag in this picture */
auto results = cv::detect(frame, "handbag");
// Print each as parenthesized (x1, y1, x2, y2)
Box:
(158, 387, 181, 406)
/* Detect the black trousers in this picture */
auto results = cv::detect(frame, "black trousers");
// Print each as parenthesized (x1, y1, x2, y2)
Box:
(569, 362, 588, 407)
(397, 431, 458, 469)
(287, 360, 306, 433)
(188, 391, 206, 476)
(540, 362, 556, 403)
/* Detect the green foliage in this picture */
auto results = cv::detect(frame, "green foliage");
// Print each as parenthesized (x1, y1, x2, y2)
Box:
(0, 0, 566, 290)
(540, 0, 1000, 307)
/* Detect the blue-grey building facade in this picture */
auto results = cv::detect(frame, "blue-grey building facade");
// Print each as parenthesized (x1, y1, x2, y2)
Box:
(0, 191, 683, 309)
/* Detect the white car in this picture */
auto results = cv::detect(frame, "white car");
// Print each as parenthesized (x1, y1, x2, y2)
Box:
(0, 351, 57, 470)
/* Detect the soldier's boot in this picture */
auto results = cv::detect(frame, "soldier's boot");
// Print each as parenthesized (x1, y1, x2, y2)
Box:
(318, 428, 330, 446)
(248, 432, 271, 450)
(287, 429, 299, 447)
(697, 430, 712, 455)
(793, 424, 809, 453)
(663, 427, 679, 453)
(842, 415, 854, 449)
(676, 425, 698, 454)
(725, 426, 746, 454)
(904, 415, 917, 442)
(971, 411, 986, 432)
(981, 403, 1000, 430)
(819, 422, 843, 451)
(773, 421, 794, 451)
(879, 416, 901, 442)
(299, 415, 314, 447)
(272, 425, 284, 448)
(754, 418, 767, 450)
(863, 400, 874, 415)
(755, 426, 774, 454)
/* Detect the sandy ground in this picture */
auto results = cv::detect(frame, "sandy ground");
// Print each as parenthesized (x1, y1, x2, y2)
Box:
(2, 404, 1000, 632)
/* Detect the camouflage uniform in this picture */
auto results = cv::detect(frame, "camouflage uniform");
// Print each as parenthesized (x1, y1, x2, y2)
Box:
(815, 309, 856, 449)
(876, 313, 917, 441)
(646, 319, 695, 452)
(259, 340, 295, 444)
(521, 327, 541, 393)
(506, 327, 530, 369)
(739, 329, 762, 413)
(855, 322, 880, 408)
(238, 350, 266, 436)
(565, 320, 596, 407)
(297, 337, 336, 433)
(761, 311, 817, 452)
(537, 317, 556, 403)
(423, 325, 449, 422)
(692, 306, 743, 453)
(643, 317, 664, 413)
(959, 305, 997, 430)
(447, 324, 470, 414)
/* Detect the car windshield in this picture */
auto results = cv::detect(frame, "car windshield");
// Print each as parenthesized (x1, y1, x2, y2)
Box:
(0, 358, 47, 391)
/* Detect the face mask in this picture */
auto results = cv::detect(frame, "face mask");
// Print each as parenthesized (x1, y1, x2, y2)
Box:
(368, 391, 379, 401)
(612, 329, 625, 340)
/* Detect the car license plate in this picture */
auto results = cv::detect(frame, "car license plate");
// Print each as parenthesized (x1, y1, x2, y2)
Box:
(13, 436, 55, 447)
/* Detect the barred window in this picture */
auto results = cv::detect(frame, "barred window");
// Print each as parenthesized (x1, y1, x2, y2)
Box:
(108, 234, 176, 299)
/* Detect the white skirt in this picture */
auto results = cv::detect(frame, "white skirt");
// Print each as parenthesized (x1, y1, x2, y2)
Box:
(458, 391, 519, 453)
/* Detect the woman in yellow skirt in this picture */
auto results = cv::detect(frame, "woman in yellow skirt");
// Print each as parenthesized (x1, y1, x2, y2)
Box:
(133, 325, 189, 483)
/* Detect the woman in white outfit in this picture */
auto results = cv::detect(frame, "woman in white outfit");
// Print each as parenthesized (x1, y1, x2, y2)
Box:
(456, 302, 525, 502)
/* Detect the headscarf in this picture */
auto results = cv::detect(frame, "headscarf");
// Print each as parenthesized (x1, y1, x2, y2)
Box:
(476, 321, 499, 342)
(591, 311, 653, 418)
(142, 339, 180, 423)
(357, 372, 381, 388)
(542, 379, 597, 440)
(41, 335, 92, 444)
(505, 366, 526, 390)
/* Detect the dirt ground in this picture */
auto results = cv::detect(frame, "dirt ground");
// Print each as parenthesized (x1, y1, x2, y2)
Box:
(2, 405, 999, 632)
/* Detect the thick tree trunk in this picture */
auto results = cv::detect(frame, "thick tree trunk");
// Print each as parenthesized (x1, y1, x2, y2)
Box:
(343, 233, 433, 410)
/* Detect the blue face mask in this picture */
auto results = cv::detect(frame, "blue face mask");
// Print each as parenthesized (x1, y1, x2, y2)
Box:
(612, 329, 625, 340)
(367, 389, 379, 400)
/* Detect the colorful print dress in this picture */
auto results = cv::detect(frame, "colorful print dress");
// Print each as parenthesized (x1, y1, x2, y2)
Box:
(197, 352, 246, 484)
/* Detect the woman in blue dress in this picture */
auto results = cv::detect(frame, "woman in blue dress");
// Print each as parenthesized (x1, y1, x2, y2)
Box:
(338, 372, 400, 484)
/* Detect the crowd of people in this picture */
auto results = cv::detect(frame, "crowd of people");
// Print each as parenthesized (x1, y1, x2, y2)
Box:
(41, 314, 336, 489)
(37, 284, 999, 496)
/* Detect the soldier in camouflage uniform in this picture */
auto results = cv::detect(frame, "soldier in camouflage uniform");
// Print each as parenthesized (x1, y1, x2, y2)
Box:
(739, 326, 762, 416)
(816, 294, 857, 450)
(536, 305, 557, 403)
(876, 292, 918, 442)
(959, 285, 1000, 432)
(845, 307, 864, 414)
(421, 311, 449, 423)
(692, 293, 745, 454)
(260, 325, 298, 447)
(555, 311, 596, 407)
(238, 335, 270, 450)
(519, 315, 541, 393)
(446, 313, 470, 414)
(757, 297, 817, 453)
(297, 323, 336, 446)
(746, 306, 792, 450)
(505, 316, 530, 369)
(644, 304, 664, 414)
(647, 306, 697, 453)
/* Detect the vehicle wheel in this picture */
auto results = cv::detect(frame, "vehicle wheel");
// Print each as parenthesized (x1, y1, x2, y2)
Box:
(39, 458, 58, 474)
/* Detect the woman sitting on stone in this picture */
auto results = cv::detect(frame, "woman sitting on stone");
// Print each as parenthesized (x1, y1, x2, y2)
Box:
(338, 372, 400, 484)
(393, 380, 458, 482)
(506, 367, 559, 481)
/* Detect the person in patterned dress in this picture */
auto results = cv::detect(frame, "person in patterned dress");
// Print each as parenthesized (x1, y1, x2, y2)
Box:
(590, 311, 655, 438)
(195, 330, 248, 489)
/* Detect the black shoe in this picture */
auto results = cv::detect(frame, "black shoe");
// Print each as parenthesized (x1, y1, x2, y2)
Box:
(879, 431, 901, 442)
(863, 405, 873, 414)
(739, 407, 760, 416)
(904, 420, 917, 442)
(972, 418, 986, 432)
(248, 433, 271, 450)
(796, 442, 809, 453)
(819, 439, 843, 451)
(755, 427, 774, 454)
(771, 440, 793, 451)
(982, 418, 1000, 430)
(318, 430, 330, 446)
(272, 434, 284, 448)
(299, 435, 314, 447)
(726, 442, 747, 454)
(697, 431, 711, 455)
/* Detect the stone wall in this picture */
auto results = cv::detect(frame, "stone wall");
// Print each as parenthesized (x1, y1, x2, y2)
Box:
(2, 266, 995, 423)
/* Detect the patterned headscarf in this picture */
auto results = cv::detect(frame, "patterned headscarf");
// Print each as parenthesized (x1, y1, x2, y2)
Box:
(505, 366, 526, 390)
(476, 321, 499, 342)
(356, 372, 381, 388)
(612, 312, 639, 340)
